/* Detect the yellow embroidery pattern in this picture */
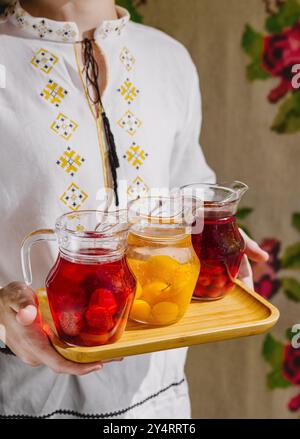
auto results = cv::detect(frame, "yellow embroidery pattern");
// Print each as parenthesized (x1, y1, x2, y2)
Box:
(40, 79, 68, 108)
(127, 176, 149, 200)
(117, 110, 142, 136)
(50, 113, 78, 140)
(30, 48, 58, 74)
(60, 183, 88, 211)
(124, 143, 148, 170)
(56, 147, 85, 177)
(117, 79, 139, 105)
(64, 214, 86, 231)
(76, 225, 85, 232)
(120, 47, 135, 71)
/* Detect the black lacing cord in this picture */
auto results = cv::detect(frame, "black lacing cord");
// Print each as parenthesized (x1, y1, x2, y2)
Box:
(0, 379, 185, 419)
(0, 346, 14, 356)
(82, 38, 120, 206)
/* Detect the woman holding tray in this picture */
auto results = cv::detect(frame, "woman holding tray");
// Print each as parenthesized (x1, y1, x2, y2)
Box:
(0, 0, 268, 419)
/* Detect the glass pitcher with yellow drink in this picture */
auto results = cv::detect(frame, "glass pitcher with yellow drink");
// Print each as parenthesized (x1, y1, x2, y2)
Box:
(127, 196, 202, 326)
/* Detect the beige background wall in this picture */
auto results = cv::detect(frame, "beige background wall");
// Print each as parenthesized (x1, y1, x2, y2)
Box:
(140, 0, 300, 418)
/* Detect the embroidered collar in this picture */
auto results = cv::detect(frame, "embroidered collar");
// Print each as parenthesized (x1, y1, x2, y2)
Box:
(5, 1, 130, 42)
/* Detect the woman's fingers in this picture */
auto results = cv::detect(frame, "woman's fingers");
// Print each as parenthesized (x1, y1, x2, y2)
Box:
(240, 229, 269, 263)
(238, 255, 254, 289)
(3, 282, 38, 326)
(16, 305, 38, 326)
(1, 282, 104, 376)
(23, 324, 103, 375)
(40, 345, 103, 375)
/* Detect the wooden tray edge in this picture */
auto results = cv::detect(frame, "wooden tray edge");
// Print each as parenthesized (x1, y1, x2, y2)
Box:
(46, 281, 280, 363)
(234, 279, 280, 325)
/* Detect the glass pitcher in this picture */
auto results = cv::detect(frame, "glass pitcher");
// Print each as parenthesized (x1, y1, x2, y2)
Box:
(21, 210, 136, 347)
(182, 182, 248, 301)
(126, 196, 202, 325)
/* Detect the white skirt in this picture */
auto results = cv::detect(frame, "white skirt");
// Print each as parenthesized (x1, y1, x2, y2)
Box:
(0, 348, 191, 419)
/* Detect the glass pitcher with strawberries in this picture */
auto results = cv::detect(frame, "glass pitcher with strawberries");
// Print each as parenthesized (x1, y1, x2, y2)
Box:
(127, 196, 202, 325)
(21, 210, 136, 347)
(182, 182, 248, 301)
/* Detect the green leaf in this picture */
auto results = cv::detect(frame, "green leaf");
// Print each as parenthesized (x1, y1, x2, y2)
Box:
(281, 241, 300, 269)
(267, 368, 292, 389)
(242, 25, 270, 81)
(116, 0, 143, 23)
(262, 333, 285, 368)
(246, 60, 270, 81)
(286, 327, 297, 341)
(272, 92, 300, 134)
(282, 278, 300, 302)
(236, 208, 254, 220)
(242, 24, 264, 58)
(265, 0, 300, 33)
(236, 208, 253, 238)
(263, 335, 292, 390)
(292, 212, 300, 233)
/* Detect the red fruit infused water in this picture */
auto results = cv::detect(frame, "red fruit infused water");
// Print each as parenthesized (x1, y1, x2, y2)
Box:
(46, 252, 136, 347)
(192, 214, 245, 300)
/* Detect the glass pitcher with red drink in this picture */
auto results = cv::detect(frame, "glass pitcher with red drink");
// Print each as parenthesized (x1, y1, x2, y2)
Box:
(21, 210, 136, 347)
(182, 182, 248, 300)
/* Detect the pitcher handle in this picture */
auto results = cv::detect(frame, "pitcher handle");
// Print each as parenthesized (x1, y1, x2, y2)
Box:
(21, 229, 56, 286)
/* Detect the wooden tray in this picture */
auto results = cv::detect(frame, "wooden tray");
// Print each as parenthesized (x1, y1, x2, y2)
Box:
(37, 280, 279, 364)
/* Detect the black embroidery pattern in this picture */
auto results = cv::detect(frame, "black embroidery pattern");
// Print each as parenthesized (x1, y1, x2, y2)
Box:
(0, 378, 185, 419)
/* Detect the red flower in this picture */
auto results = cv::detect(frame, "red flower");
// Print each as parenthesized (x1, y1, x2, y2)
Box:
(252, 238, 281, 299)
(254, 275, 280, 299)
(283, 344, 300, 386)
(260, 239, 281, 271)
(288, 392, 300, 412)
(262, 22, 300, 102)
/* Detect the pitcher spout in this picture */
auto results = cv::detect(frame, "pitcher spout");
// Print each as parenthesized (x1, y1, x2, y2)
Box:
(230, 181, 249, 201)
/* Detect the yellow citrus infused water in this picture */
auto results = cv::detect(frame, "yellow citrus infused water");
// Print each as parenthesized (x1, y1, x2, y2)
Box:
(127, 229, 200, 326)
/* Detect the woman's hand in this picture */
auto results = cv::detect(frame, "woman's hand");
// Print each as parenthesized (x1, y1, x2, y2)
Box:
(0, 282, 103, 375)
(238, 230, 269, 289)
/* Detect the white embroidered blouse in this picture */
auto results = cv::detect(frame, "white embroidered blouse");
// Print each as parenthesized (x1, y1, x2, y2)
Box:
(0, 1, 215, 419)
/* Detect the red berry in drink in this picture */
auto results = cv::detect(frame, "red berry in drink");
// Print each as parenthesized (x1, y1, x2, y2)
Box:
(85, 306, 114, 332)
(198, 275, 211, 287)
(192, 216, 244, 300)
(207, 286, 223, 299)
(211, 274, 228, 288)
(89, 288, 118, 314)
(193, 285, 206, 298)
(80, 273, 102, 294)
(55, 286, 87, 310)
(58, 310, 84, 337)
(46, 254, 136, 346)
(209, 264, 226, 275)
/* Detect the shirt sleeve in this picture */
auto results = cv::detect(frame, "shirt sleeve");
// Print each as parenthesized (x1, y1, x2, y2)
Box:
(170, 55, 216, 189)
